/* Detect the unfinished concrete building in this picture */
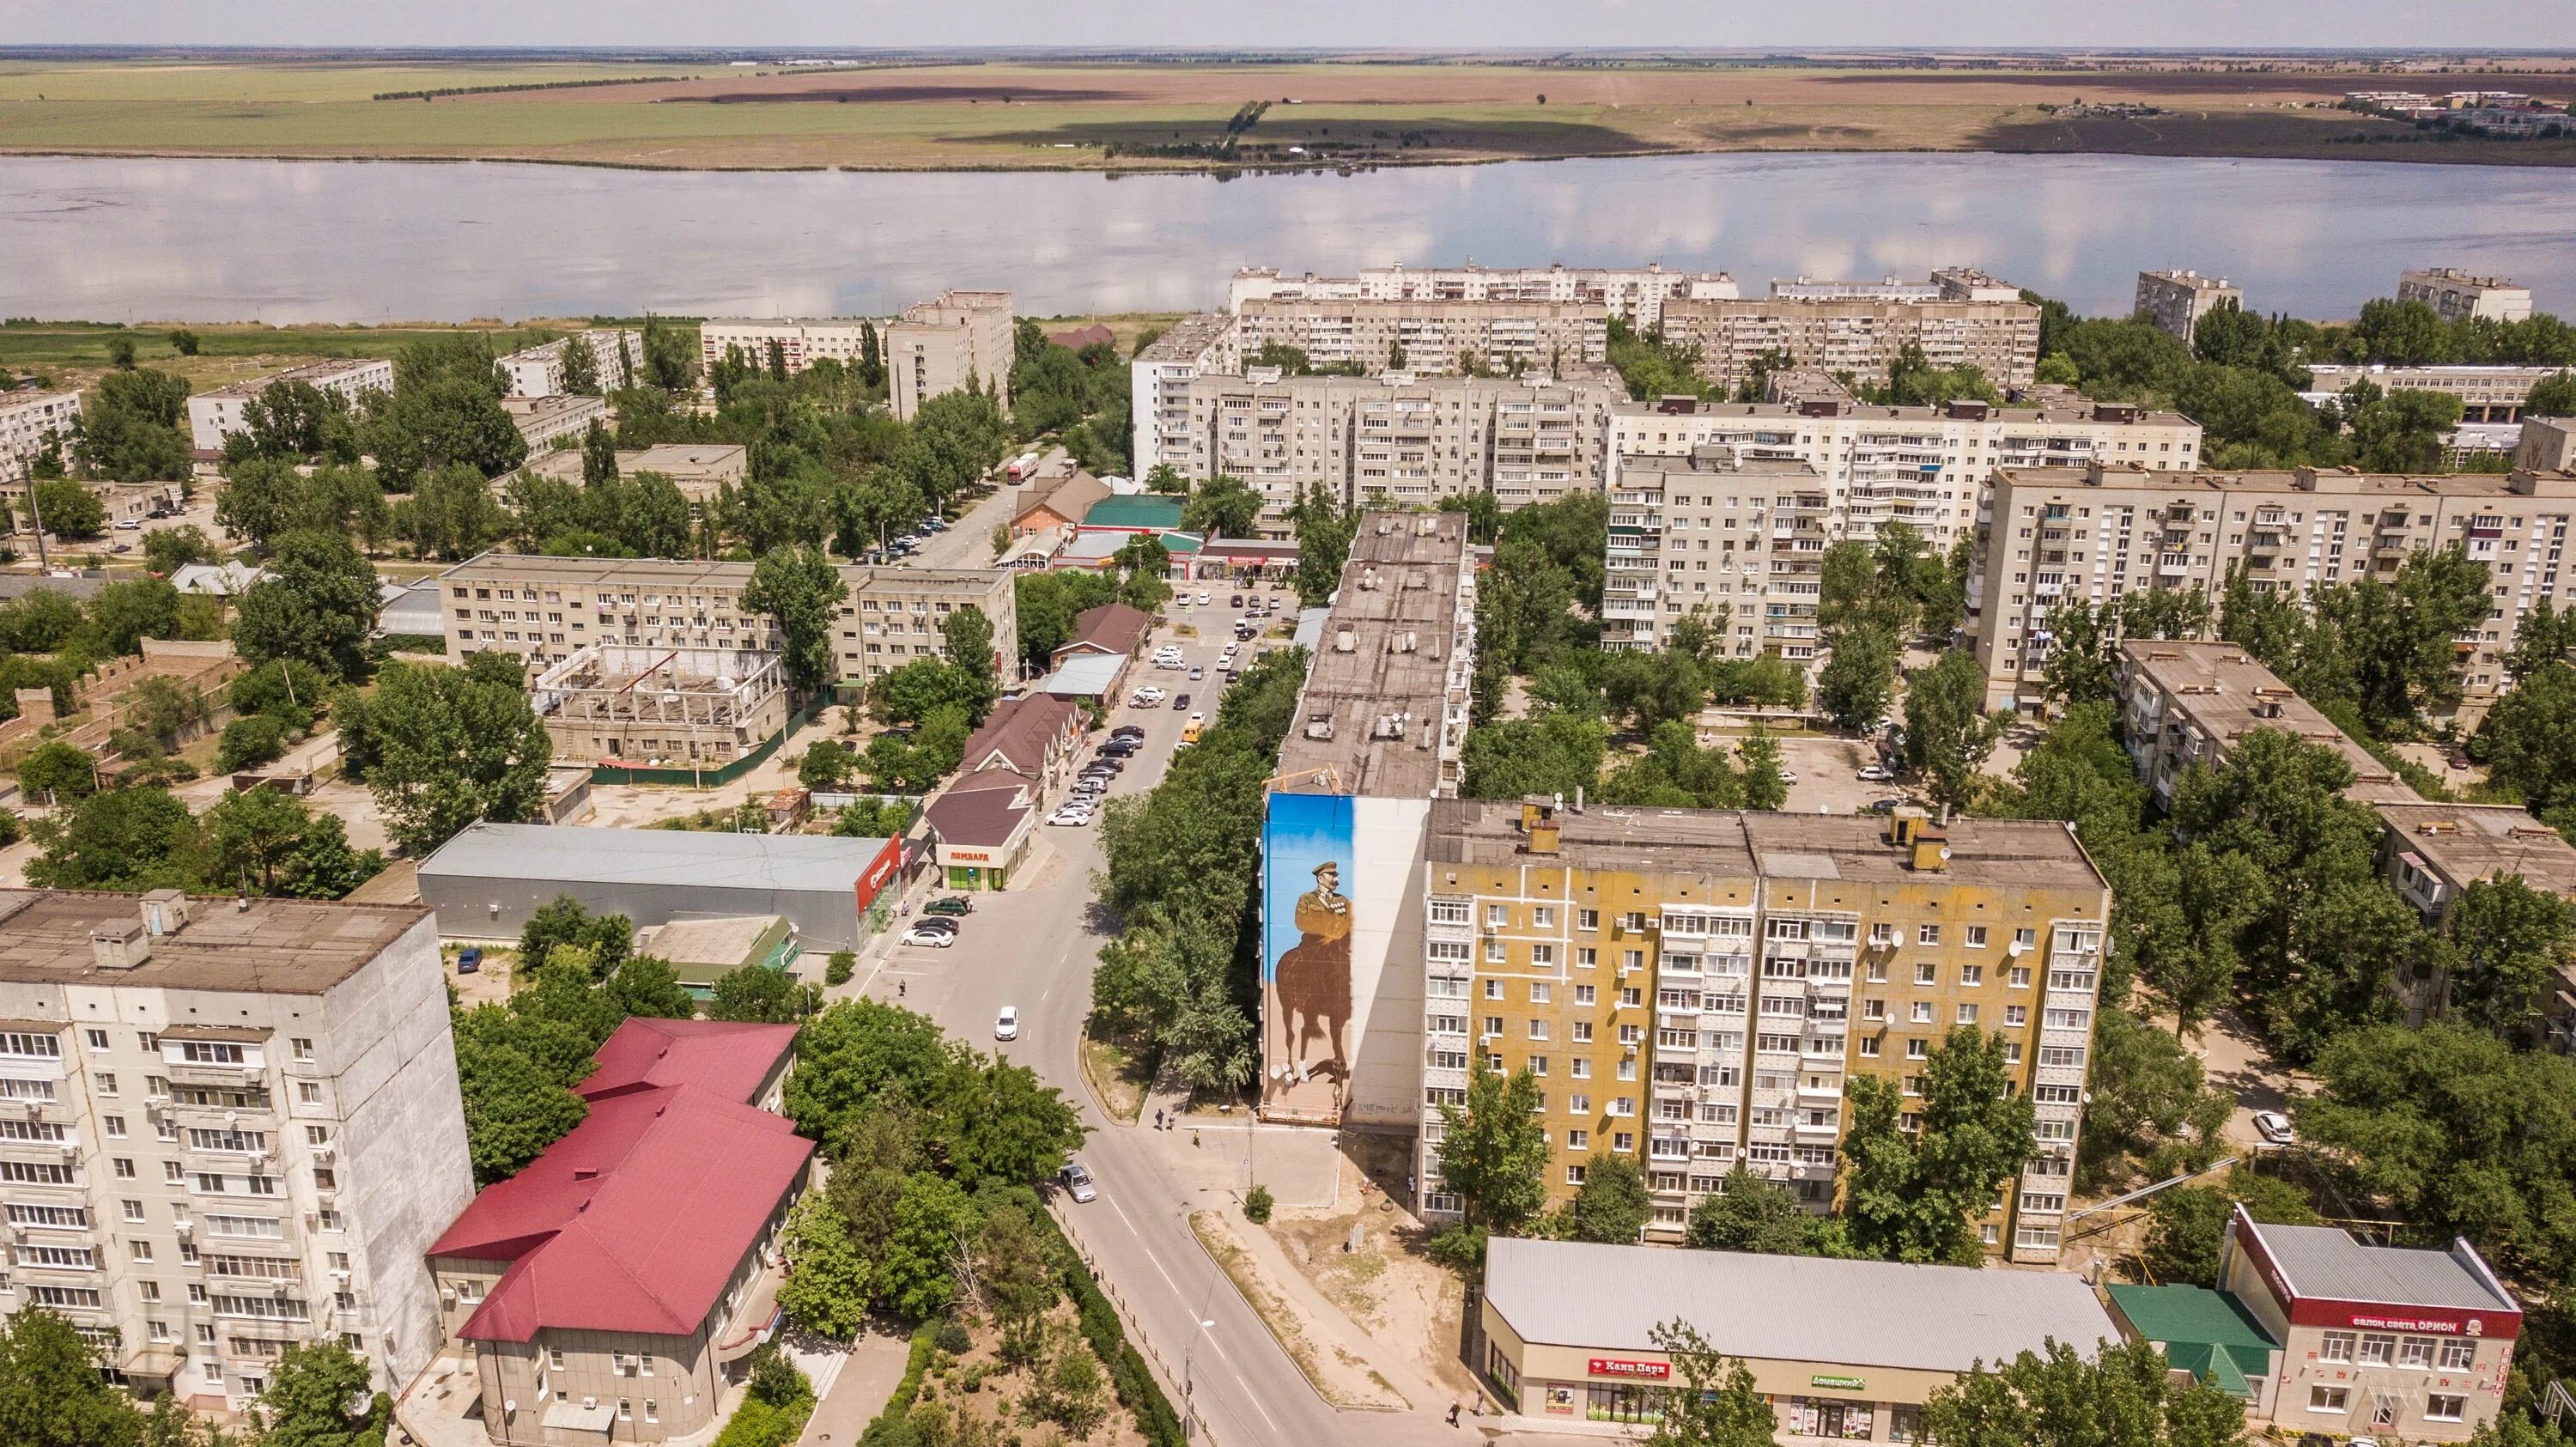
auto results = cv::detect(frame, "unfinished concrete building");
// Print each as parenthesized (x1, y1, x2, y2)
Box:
(531, 647, 787, 769)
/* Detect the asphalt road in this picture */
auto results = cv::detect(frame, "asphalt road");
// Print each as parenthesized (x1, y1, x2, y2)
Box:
(866, 590, 1490, 1447)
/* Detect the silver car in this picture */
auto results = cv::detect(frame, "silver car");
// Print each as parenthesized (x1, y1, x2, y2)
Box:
(1058, 1162, 1097, 1203)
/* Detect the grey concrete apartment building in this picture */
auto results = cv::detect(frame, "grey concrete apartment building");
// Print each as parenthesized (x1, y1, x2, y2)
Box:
(1136, 364, 1624, 529)
(186, 359, 393, 454)
(1229, 263, 1739, 328)
(1658, 272, 2040, 394)
(2113, 640, 2420, 810)
(434, 553, 1018, 689)
(1603, 450, 1838, 660)
(2398, 267, 2533, 325)
(1975, 461, 2576, 715)
(1233, 297, 1607, 377)
(0, 389, 81, 486)
(0, 890, 471, 1412)
(887, 289, 1015, 422)
(499, 331, 639, 399)
(2135, 270, 2244, 344)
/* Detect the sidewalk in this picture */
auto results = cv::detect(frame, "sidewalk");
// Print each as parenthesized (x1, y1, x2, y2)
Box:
(793, 1328, 914, 1447)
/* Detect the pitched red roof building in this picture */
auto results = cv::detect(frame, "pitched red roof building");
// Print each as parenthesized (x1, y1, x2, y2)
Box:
(1056, 602, 1152, 664)
(959, 692, 1082, 781)
(416, 1020, 811, 1444)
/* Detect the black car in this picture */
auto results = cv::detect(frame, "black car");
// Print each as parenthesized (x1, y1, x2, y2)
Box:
(1172, 693, 1191, 709)
(1110, 725, 1145, 739)
(1230, 593, 1245, 608)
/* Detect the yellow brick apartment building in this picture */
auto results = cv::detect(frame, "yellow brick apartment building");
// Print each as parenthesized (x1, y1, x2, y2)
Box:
(1417, 801, 2108, 1264)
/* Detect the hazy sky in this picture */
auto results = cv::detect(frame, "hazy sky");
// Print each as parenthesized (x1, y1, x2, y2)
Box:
(5, 1, 2570, 52)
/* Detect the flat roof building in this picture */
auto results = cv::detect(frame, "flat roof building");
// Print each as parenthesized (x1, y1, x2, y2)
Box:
(416, 821, 904, 949)
(2518, 416, 2576, 475)
(499, 331, 638, 399)
(2399, 268, 2533, 325)
(0, 388, 81, 486)
(887, 289, 1014, 422)
(1234, 296, 1607, 378)
(0, 889, 471, 1410)
(2136, 269, 2245, 344)
(500, 393, 609, 453)
(2305, 363, 2562, 423)
(2115, 640, 2419, 807)
(525, 443, 748, 502)
(1604, 449, 1831, 666)
(1479, 1236, 2118, 1434)
(530, 645, 789, 769)
(186, 358, 392, 453)
(1230, 262, 1738, 327)
(2373, 800, 2576, 1038)
(1660, 286, 2040, 394)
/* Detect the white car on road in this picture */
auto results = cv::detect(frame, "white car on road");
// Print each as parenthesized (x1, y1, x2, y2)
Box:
(1048, 808, 1094, 827)
(902, 925, 957, 948)
(994, 1006, 1019, 1041)
(2253, 1110, 2296, 1146)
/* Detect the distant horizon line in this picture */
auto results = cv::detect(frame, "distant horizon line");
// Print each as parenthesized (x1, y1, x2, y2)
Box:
(6, 43, 2576, 60)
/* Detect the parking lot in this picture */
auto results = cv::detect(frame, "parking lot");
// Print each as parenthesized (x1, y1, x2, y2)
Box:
(1774, 731, 1913, 815)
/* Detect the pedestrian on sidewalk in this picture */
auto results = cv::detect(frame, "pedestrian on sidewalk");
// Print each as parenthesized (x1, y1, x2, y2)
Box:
(1448, 1402, 1461, 1427)
(1193, 1129, 1200, 1148)
(1154, 1109, 1165, 1131)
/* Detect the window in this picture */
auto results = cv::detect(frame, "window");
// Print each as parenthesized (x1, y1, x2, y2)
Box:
(1484, 979, 1504, 1000)
(643, 1402, 658, 1425)
(1913, 962, 1936, 985)
(103, 1115, 126, 1139)
(85, 1028, 110, 1051)
(2439, 1338, 2476, 1371)
(2426, 1395, 2465, 1424)
(1574, 985, 1595, 1005)
(2309, 1386, 2349, 1414)
(2358, 1334, 2396, 1366)
(2318, 1331, 2355, 1364)
(131, 1239, 155, 1262)
(1956, 1004, 1979, 1024)
(1577, 909, 1599, 930)
(2397, 1337, 2434, 1369)
(1959, 964, 1983, 986)
(2009, 965, 2032, 988)
(1917, 924, 1941, 945)
(178, 1043, 244, 1065)
(123, 1199, 146, 1223)
(1965, 926, 1987, 947)
(1567, 1128, 1588, 1150)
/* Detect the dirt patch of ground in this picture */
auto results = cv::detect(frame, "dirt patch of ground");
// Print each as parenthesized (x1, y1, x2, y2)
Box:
(693, 85, 1151, 106)
(1079, 1026, 1155, 1125)
(1188, 1208, 1409, 1411)
(1263, 1135, 1476, 1403)
(905, 1296, 1151, 1447)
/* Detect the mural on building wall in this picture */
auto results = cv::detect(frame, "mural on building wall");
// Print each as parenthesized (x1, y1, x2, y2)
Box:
(1262, 791, 1355, 1121)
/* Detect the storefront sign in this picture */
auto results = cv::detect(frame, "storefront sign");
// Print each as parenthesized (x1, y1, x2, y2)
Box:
(1588, 1358, 1670, 1380)
(951, 850, 991, 864)
(1809, 1375, 1867, 1391)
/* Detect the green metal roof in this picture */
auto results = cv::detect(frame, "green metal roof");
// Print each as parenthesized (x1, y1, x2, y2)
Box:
(1080, 496, 1187, 530)
(2106, 1285, 2277, 1399)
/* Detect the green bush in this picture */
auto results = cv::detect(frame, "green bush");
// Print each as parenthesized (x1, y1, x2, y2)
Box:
(826, 948, 857, 987)
(708, 1396, 809, 1447)
(1024, 1189, 1186, 1447)
(854, 1318, 942, 1447)
(216, 714, 289, 772)
(1243, 1184, 1274, 1224)
(934, 1318, 971, 1354)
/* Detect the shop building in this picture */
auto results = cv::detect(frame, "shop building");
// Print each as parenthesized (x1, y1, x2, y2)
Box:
(1479, 1236, 2118, 1438)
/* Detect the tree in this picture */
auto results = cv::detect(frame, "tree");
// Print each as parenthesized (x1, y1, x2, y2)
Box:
(1738, 729, 1789, 812)
(454, 1021, 589, 1183)
(168, 326, 199, 356)
(88, 576, 181, 656)
(1461, 712, 1607, 801)
(1182, 474, 1263, 539)
(349, 660, 553, 855)
(943, 1057, 1086, 1187)
(709, 964, 813, 1024)
(27, 476, 104, 538)
(518, 895, 634, 976)
(26, 786, 197, 891)
(2528, 369, 2576, 418)
(1815, 623, 1898, 731)
(1569, 1152, 1653, 1243)
(2482, 660, 2576, 829)
(939, 602, 1000, 714)
(1288, 479, 1358, 607)
(15, 740, 98, 801)
(200, 787, 384, 899)
(784, 1000, 962, 1151)
(975, 1204, 1059, 1362)
(79, 368, 191, 483)
(1643, 1320, 1783, 1447)
(234, 529, 380, 679)
(1922, 1337, 2250, 1447)
(1839, 1026, 2035, 1264)
(1111, 532, 1173, 611)
(604, 956, 695, 1019)
(560, 335, 601, 396)
(254, 1341, 384, 1447)
(0, 1305, 147, 1447)
(143, 522, 216, 575)
(1434, 1062, 1549, 1233)
(2445, 875, 2576, 1037)
(776, 1192, 872, 1340)
(1901, 649, 2005, 812)
(2038, 599, 2120, 708)
(741, 545, 848, 696)
(2141, 1168, 2318, 1287)
(2079, 1007, 2233, 1190)
(1685, 1163, 1833, 1256)
(878, 1171, 978, 1320)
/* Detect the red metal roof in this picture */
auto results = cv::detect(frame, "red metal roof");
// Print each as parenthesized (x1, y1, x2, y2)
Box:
(579, 1018, 798, 1104)
(1061, 602, 1151, 659)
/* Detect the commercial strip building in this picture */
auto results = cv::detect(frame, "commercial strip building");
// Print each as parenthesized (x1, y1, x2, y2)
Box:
(0, 890, 472, 1409)
(529, 645, 789, 769)
(2114, 641, 2421, 808)
(0, 388, 81, 484)
(416, 822, 904, 950)
(1973, 461, 2576, 715)
(1479, 1236, 2119, 1433)
(498, 331, 639, 398)
(2304, 363, 2565, 423)
(1229, 263, 1739, 328)
(925, 769, 1042, 892)
(1416, 802, 2106, 1262)
(185, 358, 393, 453)
(500, 394, 609, 453)
(887, 289, 1015, 422)
(432, 552, 1018, 690)
(2399, 267, 2534, 325)
(628, 917, 799, 998)
(1261, 512, 1478, 1127)
(523, 443, 749, 502)
(1659, 273, 2040, 394)
(412, 1018, 809, 1447)
(1133, 363, 1624, 527)
(2136, 269, 2245, 344)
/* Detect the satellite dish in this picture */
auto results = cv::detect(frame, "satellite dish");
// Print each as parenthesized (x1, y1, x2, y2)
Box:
(1938, 847, 1953, 860)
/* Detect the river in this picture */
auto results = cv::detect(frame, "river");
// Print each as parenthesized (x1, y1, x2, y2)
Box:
(4, 151, 2575, 324)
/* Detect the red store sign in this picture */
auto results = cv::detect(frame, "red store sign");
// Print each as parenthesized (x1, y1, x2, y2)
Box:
(1589, 1359, 1670, 1380)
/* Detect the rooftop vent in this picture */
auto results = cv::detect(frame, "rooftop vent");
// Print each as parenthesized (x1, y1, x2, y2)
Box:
(1333, 628, 1358, 654)
(1358, 568, 1383, 591)
(1370, 713, 1409, 741)
(90, 920, 152, 972)
(139, 889, 190, 939)
(1303, 715, 1334, 740)
(1388, 630, 1420, 654)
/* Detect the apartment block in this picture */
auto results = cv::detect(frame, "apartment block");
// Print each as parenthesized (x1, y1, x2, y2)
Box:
(0, 389, 82, 485)
(887, 289, 1015, 422)
(697, 318, 876, 376)
(186, 359, 393, 453)
(0, 890, 472, 1409)
(2135, 270, 2244, 344)
(1976, 461, 2576, 714)
(1604, 450, 1832, 660)
(2113, 640, 2421, 810)
(434, 553, 1019, 688)
(1416, 800, 2107, 1263)
(2305, 363, 2563, 423)
(498, 331, 639, 398)
(1771, 268, 2021, 303)
(1659, 289, 2040, 395)
(1233, 297, 1607, 378)
(2521, 417, 2576, 473)
(500, 394, 609, 453)
(1230, 263, 1738, 327)
(2398, 267, 2534, 325)
(1137, 364, 1623, 530)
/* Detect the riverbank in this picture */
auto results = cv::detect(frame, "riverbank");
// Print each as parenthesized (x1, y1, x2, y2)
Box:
(3, 58, 2572, 173)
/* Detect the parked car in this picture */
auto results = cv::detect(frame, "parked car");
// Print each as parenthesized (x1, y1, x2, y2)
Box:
(1867, 797, 1908, 815)
(1230, 593, 1246, 609)
(2253, 1111, 2297, 1146)
(1048, 809, 1094, 827)
(1111, 725, 1146, 739)
(1776, 769, 1800, 785)
(1172, 693, 1191, 710)
(1857, 764, 1895, 782)
(456, 947, 483, 975)
(994, 1006, 1020, 1041)
(114, 519, 143, 531)
(902, 926, 957, 948)
(910, 915, 959, 934)
(1098, 741, 1139, 758)
(1188, 666, 1205, 680)
(1059, 1162, 1097, 1203)
(1195, 591, 1212, 605)
(924, 897, 974, 917)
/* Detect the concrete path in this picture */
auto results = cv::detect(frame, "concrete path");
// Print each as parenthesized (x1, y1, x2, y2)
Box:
(794, 1328, 915, 1447)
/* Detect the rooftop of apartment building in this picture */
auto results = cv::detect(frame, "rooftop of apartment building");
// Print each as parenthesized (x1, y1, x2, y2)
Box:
(1427, 799, 2106, 894)
(2373, 802, 2576, 898)
(437, 550, 1002, 595)
(193, 356, 388, 401)
(1136, 312, 1239, 364)
(1612, 448, 1824, 491)
(1222, 362, 1619, 393)
(1274, 511, 1472, 799)
(2141, 268, 2239, 290)
(2404, 267, 2524, 289)
(2306, 362, 2565, 377)
(0, 889, 428, 994)
(1236, 262, 1736, 282)
(1618, 394, 2193, 429)
(2118, 640, 2418, 805)
(1238, 295, 1602, 317)
(2012, 459, 2576, 498)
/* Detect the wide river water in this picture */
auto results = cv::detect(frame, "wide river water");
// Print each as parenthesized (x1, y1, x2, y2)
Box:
(5, 150, 2575, 324)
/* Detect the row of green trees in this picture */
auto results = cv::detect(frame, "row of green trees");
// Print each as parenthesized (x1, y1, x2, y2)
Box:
(0, 1304, 387, 1447)
(0, 575, 225, 725)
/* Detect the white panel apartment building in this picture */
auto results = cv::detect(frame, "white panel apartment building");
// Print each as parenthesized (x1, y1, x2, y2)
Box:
(0, 890, 471, 1410)
(497, 331, 639, 398)
(2398, 268, 2533, 325)
(887, 289, 1015, 422)
(1974, 461, 2576, 714)
(2135, 269, 2244, 344)
(1604, 451, 1839, 660)
(1659, 272, 2040, 394)
(1136, 364, 1624, 531)
(0, 389, 82, 485)
(185, 360, 394, 454)
(1233, 297, 1607, 379)
(1230, 263, 1740, 328)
